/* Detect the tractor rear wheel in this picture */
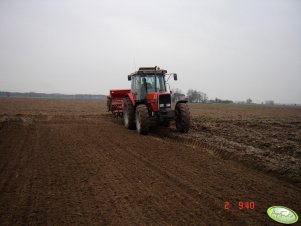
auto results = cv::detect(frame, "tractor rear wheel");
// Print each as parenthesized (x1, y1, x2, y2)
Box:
(135, 105, 150, 135)
(175, 103, 190, 133)
(123, 97, 135, 129)
(161, 120, 171, 127)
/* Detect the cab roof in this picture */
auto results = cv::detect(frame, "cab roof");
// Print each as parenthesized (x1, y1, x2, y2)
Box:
(129, 66, 167, 77)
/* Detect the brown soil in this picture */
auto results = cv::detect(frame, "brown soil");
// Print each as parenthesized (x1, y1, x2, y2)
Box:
(0, 98, 300, 225)
(178, 103, 301, 188)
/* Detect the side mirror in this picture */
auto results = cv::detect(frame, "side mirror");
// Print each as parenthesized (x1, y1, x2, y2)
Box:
(128, 75, 131, 81)
(173, 73, 178, 81)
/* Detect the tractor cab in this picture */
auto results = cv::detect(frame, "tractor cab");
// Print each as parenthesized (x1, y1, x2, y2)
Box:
(128, 66, 177, 102)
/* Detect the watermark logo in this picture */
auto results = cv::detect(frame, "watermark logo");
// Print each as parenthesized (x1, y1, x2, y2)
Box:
(267, 206, 299, 224)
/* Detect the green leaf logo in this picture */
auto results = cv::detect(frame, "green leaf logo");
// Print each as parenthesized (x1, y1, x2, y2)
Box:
(267, 206, 299, 224)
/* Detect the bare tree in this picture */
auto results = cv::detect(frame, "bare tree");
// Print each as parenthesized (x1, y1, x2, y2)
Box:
(246, 98, 252, 104)
(187, 89, 195, 103)
(199, 92, 208, 103)
(187, 89, 208, 103)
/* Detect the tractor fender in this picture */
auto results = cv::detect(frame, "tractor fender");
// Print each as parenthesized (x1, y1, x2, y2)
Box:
(124, 93, 135, 107)
(175, 99, 188, 108)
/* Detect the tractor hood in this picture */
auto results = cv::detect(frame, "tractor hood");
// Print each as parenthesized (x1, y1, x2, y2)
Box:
(146, 91, 171, 112)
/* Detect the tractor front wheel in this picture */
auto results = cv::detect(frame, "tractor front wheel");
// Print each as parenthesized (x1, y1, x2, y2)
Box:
(175, 103, 190, 133)
(123, 97, 135, 129)
(135, 105, 150, 135)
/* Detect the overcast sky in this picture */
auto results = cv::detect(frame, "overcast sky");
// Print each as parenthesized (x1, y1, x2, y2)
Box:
(0, 0, 300, 103)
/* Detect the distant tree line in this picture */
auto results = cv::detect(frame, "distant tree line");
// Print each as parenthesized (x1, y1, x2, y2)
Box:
(171, 89, 282, 105)
(3, 90, 278, 106)
(186, 89, 208, 103)
(211, 98, 233, 104)
(172, 88, 208, 103)
(0, 91, 106, 100)
(264, 100, 274, 105)
(172, 89, 234, 104)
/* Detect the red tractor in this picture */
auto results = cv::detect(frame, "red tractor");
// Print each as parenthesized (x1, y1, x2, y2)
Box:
(107, 66, 190, 135)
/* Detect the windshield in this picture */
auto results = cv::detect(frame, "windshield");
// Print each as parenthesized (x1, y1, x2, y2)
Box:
(140, 75, 166, 92)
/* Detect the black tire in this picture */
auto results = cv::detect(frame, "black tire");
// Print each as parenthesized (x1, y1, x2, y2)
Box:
(135, 105, 150, 135)
(175, 103, 190, 133)
(161, 120, 171, 127)
(123, 97, 135, 129)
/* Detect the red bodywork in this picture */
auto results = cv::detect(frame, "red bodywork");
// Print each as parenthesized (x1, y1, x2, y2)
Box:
(146, 91, 170, 112)
(108, 89, 171, 114)
(146, 92, 158, 112)
(107, 89, 130, 115)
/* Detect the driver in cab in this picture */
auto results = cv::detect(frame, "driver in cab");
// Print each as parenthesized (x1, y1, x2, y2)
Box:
(141, 78, 152, 100)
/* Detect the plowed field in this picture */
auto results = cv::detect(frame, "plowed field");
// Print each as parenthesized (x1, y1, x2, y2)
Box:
(0, 98, 300, 225)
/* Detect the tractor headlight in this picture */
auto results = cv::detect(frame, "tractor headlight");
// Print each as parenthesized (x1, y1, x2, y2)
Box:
(159, 104, 164, 107)
(166, 103, 171, 107)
